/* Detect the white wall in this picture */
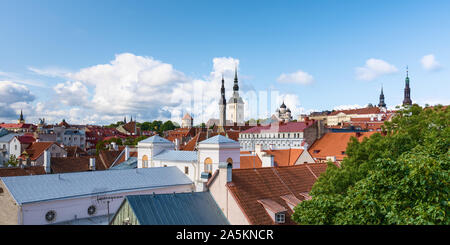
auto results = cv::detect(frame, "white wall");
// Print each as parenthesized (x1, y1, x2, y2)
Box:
(20, 184, 193, 225)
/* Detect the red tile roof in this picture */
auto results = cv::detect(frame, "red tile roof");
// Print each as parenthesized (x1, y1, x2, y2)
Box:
(64, 146, 88, 157)
(0, 123, 35, 129)
(182, 113, 193, 120)
(241, 122, 310, 134)
(329, 107, 381, 116)
(50, 157, 92, 173)
(21, 142, 57, 161)
(263, 149, 305, 167)
(240, 155, 263, 169)
(226, 164, 328, 225)
(17, 135, 36, 144)
(308, 132, 378, 161)
(0, 166, 46, 177)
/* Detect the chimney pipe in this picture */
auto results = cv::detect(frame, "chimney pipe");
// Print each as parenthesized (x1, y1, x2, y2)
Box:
(89, 158, 96, 171)
(44, 150, 51, 173)
(125, 146, 130, 161)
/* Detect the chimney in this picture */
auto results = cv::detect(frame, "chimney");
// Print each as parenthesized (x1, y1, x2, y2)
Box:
(124, 146, 130, 161)
(356, 132, 362, 137)
(219, 162, 233, 185)
(43, 150, 51, 173)
(89, 158, 96, 171)
(261, 154, 274, 167)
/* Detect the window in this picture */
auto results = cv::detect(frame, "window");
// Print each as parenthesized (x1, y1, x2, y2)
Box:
(185, 166, 189, 174)
(275, 212, 285, 224)
(204, 157, 213, 174)
(15, 145, 17, 151)
(142, 155, 149, 168)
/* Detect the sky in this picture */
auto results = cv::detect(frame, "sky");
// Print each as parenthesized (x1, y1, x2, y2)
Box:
(0, 0, 449, 125)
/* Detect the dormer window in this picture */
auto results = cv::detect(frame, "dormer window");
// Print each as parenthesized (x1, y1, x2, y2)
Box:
(275, 212, 285, 224)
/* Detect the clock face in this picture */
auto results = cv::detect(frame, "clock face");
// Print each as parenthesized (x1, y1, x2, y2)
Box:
(88, 205, 96, 216)
(45, 210, 56, 222)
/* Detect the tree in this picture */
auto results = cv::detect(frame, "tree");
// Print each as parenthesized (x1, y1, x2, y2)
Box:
(6, 155, 19, 167)
(292, 105, 450, 225)
(160, 120, 177, 133)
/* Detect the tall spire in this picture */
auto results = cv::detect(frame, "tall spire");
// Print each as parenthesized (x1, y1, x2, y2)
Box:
(233, 64, 239, 92)
(124, 116, 127, 124)
(130, 115, 133, 122)
(378, 85, 386, 108)
(18, 109, 25, 123)
(219, 75, 227, 127)
(402, 66, 412, 106)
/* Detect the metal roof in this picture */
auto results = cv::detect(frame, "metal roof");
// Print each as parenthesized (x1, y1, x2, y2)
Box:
(109, 157, 138, 170)
(139, 135, 174, 144)
(199, 135, 237, 144)
(123, 192, 229, 225)
(153, 150, 197, 162)
(1, 167, 192, 204)
(0, 133, 19, 143)
(0, 128, 9, 137)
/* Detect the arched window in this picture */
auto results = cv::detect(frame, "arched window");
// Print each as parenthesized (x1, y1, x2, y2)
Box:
(142, 155, 148, 168)
(226, 158, 233, 165)
(204, 157, 213, 174)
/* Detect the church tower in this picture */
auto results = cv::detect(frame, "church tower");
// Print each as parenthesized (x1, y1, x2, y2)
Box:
(219, 75, 227, 127)
(378, 85, 386, 110)
(18, 110, 25, 124)
(227, 66, 244, 125)
(402, 67, 412, 106)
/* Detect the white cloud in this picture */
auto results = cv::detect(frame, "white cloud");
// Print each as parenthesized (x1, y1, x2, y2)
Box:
(355, 59, 398, 81)
(421, 54, 442, 71)
(277, 70, 314, 85)
(0, 81, 36, 121)
(28, 66, 71, 78)
(54, 81, 90, 106)
(333, 104, 364, 111)
(0, 81, 35, 104)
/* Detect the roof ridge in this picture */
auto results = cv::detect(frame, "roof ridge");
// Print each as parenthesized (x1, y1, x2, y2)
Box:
(305, 164, 318, 180)
(271, 167, 297, 198)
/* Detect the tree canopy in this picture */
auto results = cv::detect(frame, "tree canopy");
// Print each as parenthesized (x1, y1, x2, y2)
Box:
(292, 105, 449, 225)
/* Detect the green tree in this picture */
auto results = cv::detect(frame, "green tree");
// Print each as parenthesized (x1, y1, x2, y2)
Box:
(6, 155, 19, 167)
(160, 120, 177, 133)
(292, 105, 450, 225)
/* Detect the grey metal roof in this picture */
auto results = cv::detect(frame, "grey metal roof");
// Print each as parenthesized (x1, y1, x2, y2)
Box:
(124, 192, 229, 225)
(0, 128, 9, 137)
(139, 135, 173, 144)
(52, 214, 114, 225)
(199, 135, 237, 144)
(1, 167, 192, 204)
(0, 133, 19, 143)
(153, 150, 197, 162)
(109, 157, 138, 170)
(63, 130, 84, 135)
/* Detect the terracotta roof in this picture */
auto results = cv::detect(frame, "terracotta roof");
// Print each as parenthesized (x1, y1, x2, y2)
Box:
(329, 107, 381, 116)
(182, 113, 193, 120)
(241, 122, 310, 134)
(226, 164, 328, 225)
(0, 166, 46, 177)
(64, 146, 88, 157)
(0, 123, 34, 129)
(308, 132, 378, 161)
(21, 142, 58, 161)
(50, 157, 92, 173)
(17, 135, 36, 144)
(96, 150, 122, 170)
(279, 194, 302, 206)
(263, 149, 305, 167)
(240, 155, 263, 169)
(58, 120, 70, 127)
(122, 121, 137, 134)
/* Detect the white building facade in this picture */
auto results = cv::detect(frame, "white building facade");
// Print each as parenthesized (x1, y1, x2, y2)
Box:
(137, 135, 240, 192)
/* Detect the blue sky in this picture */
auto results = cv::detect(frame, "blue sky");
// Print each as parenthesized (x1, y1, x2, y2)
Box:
(0, 0, 449, 125)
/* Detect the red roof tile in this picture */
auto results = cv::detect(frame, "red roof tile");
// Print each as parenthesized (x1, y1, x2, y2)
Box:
(308, 132, 377, 161)
(0, 166, 46, 177)
(226, 164, 328, 225)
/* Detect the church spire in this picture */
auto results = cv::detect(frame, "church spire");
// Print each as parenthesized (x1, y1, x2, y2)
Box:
(18, 109, 25, 123)
(124, 116, 127, 124)
(219, 75, 227, 127)
(402, 66, 412, 106)
(233, 65, 239, 92)
(378, 85, 386, 108)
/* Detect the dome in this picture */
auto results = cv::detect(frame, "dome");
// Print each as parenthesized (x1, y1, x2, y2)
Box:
(280, 102, 287, 109)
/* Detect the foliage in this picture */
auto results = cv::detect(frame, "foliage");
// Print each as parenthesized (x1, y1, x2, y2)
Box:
(6, 155, 19, 167)
(292, 104, 450, 225)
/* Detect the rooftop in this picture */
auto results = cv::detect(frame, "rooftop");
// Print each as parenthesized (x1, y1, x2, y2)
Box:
(1, 166, 193, 204)
(116, 192, 229, 225)
(153, 150, 198, 162)
(139, 135, 174, 144)
(199, 135, 238, 144)
(241, 122, 310, 134)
